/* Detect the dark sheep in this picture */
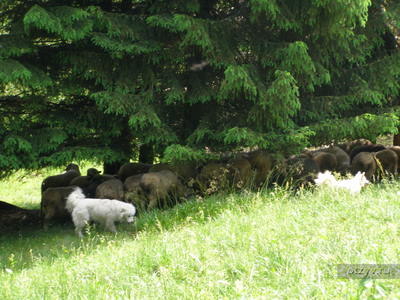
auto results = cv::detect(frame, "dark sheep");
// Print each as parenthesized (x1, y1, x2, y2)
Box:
(70, 176, 91, 188)
(80, 173, 117, 198)
(41, 186, 76, 227)
(148, 163, 173, 173)
(69, 168, 101, 188)
(321, 146, 351, 174)
(95, 178, 125, 201)
(91, 173, 116, 183)
(87, 168, 102, 177)
(0, 200, 23, 212)
(351, 152, 376, 181)
(41, 163, 81, 193)
(345, 148, 397, 182)
(312, 152, 337, 173)
(374, 149, 398, 178)
(244, 150, 273, 186)
(338, 139, 373, 155)
(285, 154, 320, 186)
(227, 157, 253, 187)
(349, 144, 386, 162)
(265, 156, 288, 186)
(195, 162, 230, 194)
(117, 162, 153, 181)
(387, 146, 400, 172)
(0, 201, 41, 231)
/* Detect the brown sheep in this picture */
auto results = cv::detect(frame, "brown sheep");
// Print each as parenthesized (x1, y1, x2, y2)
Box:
(173, 162, 199, 184)
(149, 162, 198, 185)
(137, 170, 186, 210)
(41, 186, 76, 228)
(41, 163, 81, 193)
(124, 174, 144, 209)
(95, 179, 125, 201)
(117, 162, 153, 181)
(194, 157, 254, 193)
(244, 150, 273, 186)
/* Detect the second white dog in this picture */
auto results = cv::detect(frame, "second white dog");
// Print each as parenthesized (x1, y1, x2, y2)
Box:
(66, 187, 136, 237)
(314, 170, 369, 194)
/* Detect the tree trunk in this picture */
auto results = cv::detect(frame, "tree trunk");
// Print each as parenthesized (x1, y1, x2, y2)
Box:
(393, 133, 400, 146)
(103, 122, 132, 174)
(139, 144, 154, 164)
(103, 160, 127, 175)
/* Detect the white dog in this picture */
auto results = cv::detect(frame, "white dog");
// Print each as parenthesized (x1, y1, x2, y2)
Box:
(66, 187, 136, 237)
(314, 170, 369, 194)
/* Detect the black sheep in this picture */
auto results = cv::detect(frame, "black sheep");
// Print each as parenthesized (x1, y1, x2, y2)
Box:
(41, 163, 81, 193)
(349, 144, 386, 162)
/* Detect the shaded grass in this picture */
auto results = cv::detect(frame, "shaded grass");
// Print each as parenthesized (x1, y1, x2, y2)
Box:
(1, 170, 400, 298)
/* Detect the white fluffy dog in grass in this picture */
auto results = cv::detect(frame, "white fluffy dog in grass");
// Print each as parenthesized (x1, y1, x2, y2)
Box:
(66, 187, 136, 237)
(314, 170, 369, 194)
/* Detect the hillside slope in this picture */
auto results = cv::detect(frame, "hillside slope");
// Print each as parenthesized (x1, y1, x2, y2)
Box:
(1, 171, 400, 298)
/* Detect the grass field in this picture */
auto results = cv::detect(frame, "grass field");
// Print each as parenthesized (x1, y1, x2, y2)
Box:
(1, 167, 400, 299)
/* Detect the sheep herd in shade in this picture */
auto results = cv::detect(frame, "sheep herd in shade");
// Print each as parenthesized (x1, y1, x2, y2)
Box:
(40, 138, 400, 229)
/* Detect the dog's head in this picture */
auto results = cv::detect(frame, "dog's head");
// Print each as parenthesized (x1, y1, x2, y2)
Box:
(354, 171, 369, 187)
(120, 204, 136, 223)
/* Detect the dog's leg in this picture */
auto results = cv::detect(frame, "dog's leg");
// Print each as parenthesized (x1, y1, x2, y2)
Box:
(75, 227, 84, 238)
(105, 219, 117, 233)
(72, 210, 89, 237)
(74, 220, 87, 238)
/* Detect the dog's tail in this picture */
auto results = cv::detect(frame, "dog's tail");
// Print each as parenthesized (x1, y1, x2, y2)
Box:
(66, 187, 86, 213)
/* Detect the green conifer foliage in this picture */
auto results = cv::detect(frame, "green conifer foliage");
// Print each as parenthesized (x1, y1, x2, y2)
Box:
(0, 0, 399, 174)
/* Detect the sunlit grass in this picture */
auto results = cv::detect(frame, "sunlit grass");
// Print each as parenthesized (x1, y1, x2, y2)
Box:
(1, 168, 400, 299)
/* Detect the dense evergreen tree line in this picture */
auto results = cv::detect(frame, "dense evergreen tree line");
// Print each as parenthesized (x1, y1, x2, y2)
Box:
(0, 0, 399, 176)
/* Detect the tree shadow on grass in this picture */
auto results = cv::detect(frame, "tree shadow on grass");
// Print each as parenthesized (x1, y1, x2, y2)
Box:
(0, 187, 286, 272)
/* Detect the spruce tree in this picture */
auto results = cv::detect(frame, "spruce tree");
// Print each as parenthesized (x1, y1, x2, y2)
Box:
(0, 0, 399, 176)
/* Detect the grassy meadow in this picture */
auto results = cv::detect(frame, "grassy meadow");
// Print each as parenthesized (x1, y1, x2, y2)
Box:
(1, 166, 400, 299)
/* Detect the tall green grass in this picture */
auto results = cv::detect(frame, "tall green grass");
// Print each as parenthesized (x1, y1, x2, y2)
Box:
(1, 169, 400, 299)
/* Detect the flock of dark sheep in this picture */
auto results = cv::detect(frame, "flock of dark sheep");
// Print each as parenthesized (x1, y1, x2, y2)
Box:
(38, 138, 400, 229)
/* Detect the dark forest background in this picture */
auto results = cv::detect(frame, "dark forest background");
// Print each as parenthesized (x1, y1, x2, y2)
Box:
(0, 0, 399, 176)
